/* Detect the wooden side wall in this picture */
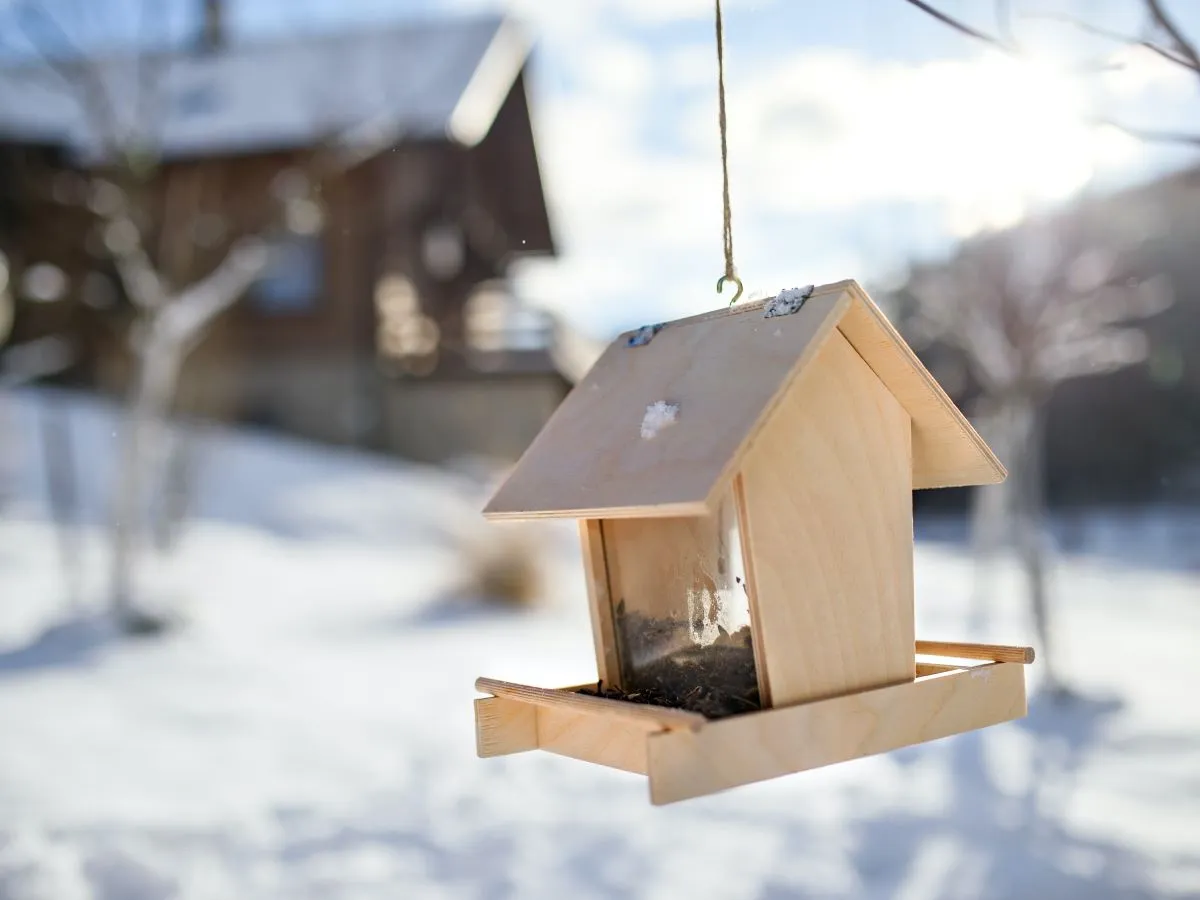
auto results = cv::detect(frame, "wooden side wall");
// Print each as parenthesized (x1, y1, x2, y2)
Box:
(738, 329, 915, 707)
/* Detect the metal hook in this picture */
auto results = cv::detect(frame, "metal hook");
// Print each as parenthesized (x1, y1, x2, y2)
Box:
(717, 274, 744, 306)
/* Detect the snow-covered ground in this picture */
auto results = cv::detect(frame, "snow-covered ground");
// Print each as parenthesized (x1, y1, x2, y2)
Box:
(1, 388, 1198, 900)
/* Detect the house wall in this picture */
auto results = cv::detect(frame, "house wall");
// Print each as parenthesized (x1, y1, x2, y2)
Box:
(379, 374, 568, 464)
(6, 122, 565, 465)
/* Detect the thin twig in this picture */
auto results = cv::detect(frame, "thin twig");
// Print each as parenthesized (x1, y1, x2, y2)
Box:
(1025, 11, 1197, 71)
(901, 0, 1120, 71)
(904, 0, 1200, 147)
(902, 0, 1018, 52)
(1144, 0, 1200, 73)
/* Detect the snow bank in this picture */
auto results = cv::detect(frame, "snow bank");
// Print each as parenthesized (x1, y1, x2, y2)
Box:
(0, 388, 1197, 899)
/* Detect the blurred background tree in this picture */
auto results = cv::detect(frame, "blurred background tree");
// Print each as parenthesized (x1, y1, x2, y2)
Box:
(900, 0, 1199, 693)
(0, 0, 323, 632)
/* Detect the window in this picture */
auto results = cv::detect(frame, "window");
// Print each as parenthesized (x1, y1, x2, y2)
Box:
(249, 234, 323, 314)
(375, 274, 439, 375)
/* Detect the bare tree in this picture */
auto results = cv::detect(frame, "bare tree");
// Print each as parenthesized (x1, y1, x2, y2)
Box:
(902, 0, 1200, 145)
(0, 0, 322, 632)
(898, 0, 1195, 692)
(904, 217, 1170, 691)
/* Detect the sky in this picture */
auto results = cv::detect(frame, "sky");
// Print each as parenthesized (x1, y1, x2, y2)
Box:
(8, 0, 1200, 338)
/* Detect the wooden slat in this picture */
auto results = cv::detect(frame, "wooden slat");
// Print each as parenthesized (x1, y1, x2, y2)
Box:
(915, 662, 959, 677)
(837, 281, 1006, 490)
(536, 707, 650, 774)
(579, 520, 620, 686)
(483, 284, 851, 520)
(475, 696, 537, 758)
(475, 678, 706, 731)
(646, 662, 1027, 805)
(733, 473, 773, 706)
(739, 330, 916, 707)
(916, 640, 1035, 665)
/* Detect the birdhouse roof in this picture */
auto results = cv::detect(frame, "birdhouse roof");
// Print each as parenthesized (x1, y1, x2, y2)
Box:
(484, 280, 1005, 521)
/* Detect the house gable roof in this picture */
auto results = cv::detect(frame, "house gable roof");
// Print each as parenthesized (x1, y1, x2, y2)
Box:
(0, 14, 525, 161)
(483, 280, 1005, 521)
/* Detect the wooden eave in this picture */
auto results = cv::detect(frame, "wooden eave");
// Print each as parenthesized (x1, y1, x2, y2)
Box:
(483, 279, 1005, 521)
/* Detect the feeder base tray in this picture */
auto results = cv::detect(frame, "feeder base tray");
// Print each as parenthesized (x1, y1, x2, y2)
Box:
(475, 646, 1029, 805)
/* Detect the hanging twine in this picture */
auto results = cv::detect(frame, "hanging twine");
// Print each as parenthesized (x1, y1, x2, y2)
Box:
(714, 0, 742, 306)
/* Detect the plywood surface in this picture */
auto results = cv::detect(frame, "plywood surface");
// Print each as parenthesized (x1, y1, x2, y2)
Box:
(483, 285, 851, 519)
(475, 696, 537, 758)
(837, 281, 1006, 489)
(739, 329, 915, 707)
(579, 520, 620, 685)
(475, 677, 705, 730)
(536, 707, 650, 774)
(916, 640, 1035, 664)
(483, 279, 1005, 520)
(646, 661, 1027, 804)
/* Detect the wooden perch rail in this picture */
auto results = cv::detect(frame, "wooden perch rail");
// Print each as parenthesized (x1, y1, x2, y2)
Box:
(916, 640, 1035, 665)
(474, 677, 707, 731)
(475, 660, 1030, 804)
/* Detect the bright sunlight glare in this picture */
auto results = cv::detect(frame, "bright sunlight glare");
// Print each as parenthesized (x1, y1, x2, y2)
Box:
(736, 49, 1141, 236)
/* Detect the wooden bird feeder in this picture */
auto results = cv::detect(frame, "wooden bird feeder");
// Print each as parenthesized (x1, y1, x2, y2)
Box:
(475, 279, 1033, 805)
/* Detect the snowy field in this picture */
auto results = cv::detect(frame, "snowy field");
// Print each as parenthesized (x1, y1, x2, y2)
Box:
(1, 389, 1198, 900)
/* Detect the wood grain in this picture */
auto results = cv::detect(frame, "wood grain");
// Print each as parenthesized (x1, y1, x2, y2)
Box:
(646, 661, 1027, 804)
(915, 662, 960, 677)
(732, 473, 772, 705)
(536, 707, 650, 774)
(579, 520, 620, 686)
(739, 329, 916, 707)
(475, 678, 705, 730)
(482, 278, 1005, 521)
(916, 640, 1035, 664)
(483, 284, 851, 519)
(474, 696, 538, 758)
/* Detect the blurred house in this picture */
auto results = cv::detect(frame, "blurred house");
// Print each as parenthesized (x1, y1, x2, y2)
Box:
(893, 164, 1200, 508)
(0, 4, 591, 465)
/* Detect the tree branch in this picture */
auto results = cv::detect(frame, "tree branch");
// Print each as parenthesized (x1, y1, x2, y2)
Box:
(1144, 0, 1200, 73)
(901, 0, 1121, 72)
(902, 0, 1017, 53)
(1025, 11, 1199, 71)
(159, 239, 268, 348)
(108, 216, 167, 311)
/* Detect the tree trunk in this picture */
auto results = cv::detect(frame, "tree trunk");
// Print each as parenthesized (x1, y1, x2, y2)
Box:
(109, 323, 185, 632)
(39, 394, 83, 612)
(152, 428, 197, 553)
(1010, 395, 1059, 693)
(968, 396, 1012, 631)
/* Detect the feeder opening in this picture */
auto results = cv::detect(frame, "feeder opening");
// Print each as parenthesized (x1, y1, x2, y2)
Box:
(592, 491, 760, 718)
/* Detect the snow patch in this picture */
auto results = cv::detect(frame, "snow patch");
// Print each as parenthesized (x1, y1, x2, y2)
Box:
(764, 284, 815, 318)
(640, 400, 679, 439)
(2, 388, 1199, 899)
